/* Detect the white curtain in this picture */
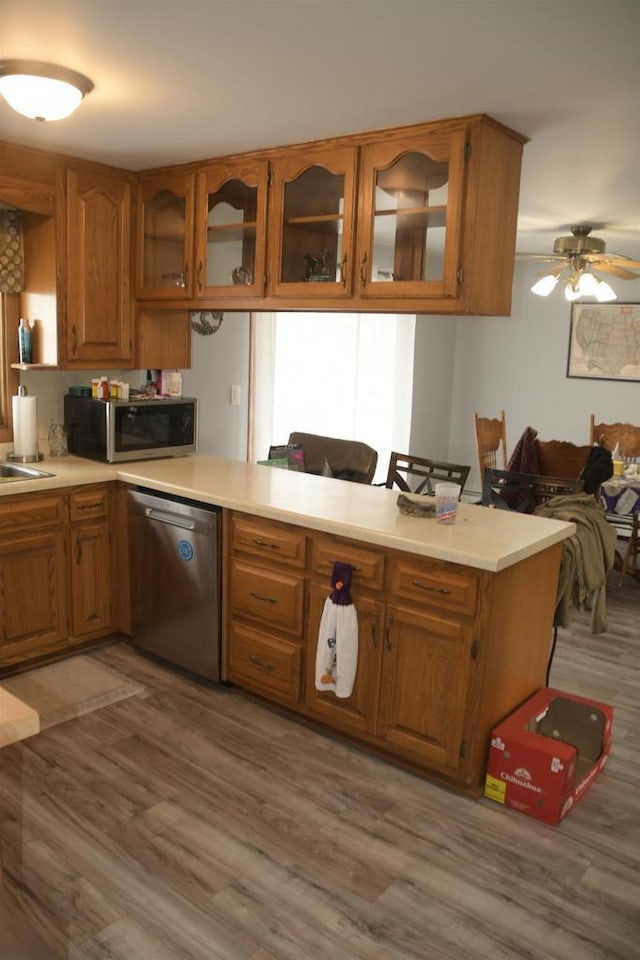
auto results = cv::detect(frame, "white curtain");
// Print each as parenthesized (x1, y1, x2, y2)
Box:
(251, 311, 415, 483)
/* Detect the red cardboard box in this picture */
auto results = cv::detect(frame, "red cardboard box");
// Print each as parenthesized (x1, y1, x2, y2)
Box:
(484, 687, 613, 825)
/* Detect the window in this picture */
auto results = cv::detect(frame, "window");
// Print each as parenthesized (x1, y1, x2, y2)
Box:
(250, 311, 415, 482)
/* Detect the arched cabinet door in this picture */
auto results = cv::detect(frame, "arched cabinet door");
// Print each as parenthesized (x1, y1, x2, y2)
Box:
(135, 172, 195, 299)
(267, 145, 358, 300)
(355, 128, 466, 302)
(195, 158, 268, 300)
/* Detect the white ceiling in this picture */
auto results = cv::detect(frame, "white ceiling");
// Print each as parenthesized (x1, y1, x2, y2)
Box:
(1, 0, 639, 257)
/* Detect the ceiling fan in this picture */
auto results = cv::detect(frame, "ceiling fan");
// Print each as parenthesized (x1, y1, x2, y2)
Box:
(518, 225, 640, 302)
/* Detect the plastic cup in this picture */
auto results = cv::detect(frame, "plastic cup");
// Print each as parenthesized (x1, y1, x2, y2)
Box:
(435, 482, 461, 524)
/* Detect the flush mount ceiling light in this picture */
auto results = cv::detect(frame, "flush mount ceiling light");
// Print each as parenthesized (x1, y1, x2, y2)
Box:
(0, 59, 93, 121)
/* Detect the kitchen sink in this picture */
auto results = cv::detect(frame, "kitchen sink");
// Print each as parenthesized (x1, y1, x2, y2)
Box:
(0, 463, 55, 482)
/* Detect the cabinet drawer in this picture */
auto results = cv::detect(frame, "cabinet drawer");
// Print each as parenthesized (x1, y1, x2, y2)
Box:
(231, 513, 307, 567)
(388, 557, 479, 616)
(0, 495, 66, 536)
(227, 623, 301, 704)
(231, 560, 305, 636)
(69, 486, 109, 522)
(312, 534, 385, 590)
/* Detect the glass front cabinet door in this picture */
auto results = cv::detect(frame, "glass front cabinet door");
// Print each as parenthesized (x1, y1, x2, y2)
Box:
(195, 159, 268, 299)
(268, 146, 358, 299)
(136, 173, 195, 299)
(355, 130, 467, 300)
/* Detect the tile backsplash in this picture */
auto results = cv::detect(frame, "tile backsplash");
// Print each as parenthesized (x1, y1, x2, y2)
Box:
(18, 369, 145, 442)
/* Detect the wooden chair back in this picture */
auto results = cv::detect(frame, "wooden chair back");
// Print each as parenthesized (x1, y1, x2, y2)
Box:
(482, 467, 584, 513)
(535, 439, 593, 479)
(385, 452, 470, 497)
(589, 416, 640, 458)
(474, 410, 507, 479)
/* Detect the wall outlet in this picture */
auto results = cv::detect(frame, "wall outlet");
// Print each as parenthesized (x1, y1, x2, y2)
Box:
(230, 384, 241, 406)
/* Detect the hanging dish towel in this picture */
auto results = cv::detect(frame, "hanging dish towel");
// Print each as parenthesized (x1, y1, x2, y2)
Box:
(315, 561, 358, 699)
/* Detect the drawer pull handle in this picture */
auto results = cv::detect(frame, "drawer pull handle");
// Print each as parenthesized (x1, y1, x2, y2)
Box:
(250, 590, 278, 604)
(251, 537, 281, 550)
(412, 579, 451, 595)
(385, 612, 394, 651)
(249, 655, 275, 671)
(329, 557, 361, 571)
(76, 502, 103, 511)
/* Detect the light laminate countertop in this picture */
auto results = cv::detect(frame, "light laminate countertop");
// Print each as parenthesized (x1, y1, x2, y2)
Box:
(0, 451, 575, 572)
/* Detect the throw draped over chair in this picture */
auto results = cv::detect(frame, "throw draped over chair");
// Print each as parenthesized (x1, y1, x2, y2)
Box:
(482, 467, 584, 513)
(474, 409, 507, 481)
(287, 432, 378, 484)
(384, 452, 470, 497)
(589, 416, 640, 457)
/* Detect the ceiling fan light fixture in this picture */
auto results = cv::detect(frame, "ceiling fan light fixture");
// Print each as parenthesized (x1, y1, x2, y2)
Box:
(595, 280, 617, 303)
(0, 60, 93, 121)
(576, 271, 598, 297)
(531, 274, 559, 297)
(564, 280, 582, 302)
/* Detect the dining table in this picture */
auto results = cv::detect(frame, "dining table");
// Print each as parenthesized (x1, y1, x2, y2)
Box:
(599, 466, 640, 585)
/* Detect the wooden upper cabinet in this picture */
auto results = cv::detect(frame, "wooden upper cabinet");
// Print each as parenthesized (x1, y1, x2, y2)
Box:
(356, 129, 466, 301)
(129, 113, 525, 314)
(195, 158, 268, 299)
(267, 145, 358, 299)
(63, 165, 134, 367)
(135, 172, 196, 299)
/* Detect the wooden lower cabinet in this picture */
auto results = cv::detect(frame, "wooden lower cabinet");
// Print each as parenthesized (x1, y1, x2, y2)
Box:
(0, 485, 118, 673)
(224, 510, 561, 795)
(377, 603, 475, 772)
(0, 527, 68, 668)
(227, 621, 302, 705)
(304, 582, 382, 737)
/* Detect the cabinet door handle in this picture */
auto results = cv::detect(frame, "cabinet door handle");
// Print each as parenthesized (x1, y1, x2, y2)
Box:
(340, 253, 348, 288)
(360, 252, 368, 287)
(371, 610, 380, 647)
(412, 579, 451, 595)
(249, 654, 275, 671)
(75, 534, 82, 565)
(71, 325, 78, 355)
(251, 537, 281, 550)
(250, 590, 278, 604)
(385, 612, 394, 650)
(196, 260, 203, 292)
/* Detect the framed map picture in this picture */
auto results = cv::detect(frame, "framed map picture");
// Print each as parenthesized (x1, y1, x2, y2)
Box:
(567, 303, 640, 381)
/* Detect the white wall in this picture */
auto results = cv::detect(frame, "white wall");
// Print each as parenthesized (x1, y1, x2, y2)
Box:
(447, 262, 640, 492)
(181, 312, 250, 461)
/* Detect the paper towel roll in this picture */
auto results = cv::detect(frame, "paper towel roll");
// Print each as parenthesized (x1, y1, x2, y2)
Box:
(12, 394, 38, 458)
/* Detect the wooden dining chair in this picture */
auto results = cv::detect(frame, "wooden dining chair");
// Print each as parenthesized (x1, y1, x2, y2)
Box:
(384, 452, 470, 497)
(535, 439, 594, 480)
(482, 467, 584, 513)
(474, 410, 507, 481)
(589, 416, 640, 458)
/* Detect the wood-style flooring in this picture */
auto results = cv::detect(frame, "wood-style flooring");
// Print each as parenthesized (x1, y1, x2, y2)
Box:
(1, 574, 638, 959)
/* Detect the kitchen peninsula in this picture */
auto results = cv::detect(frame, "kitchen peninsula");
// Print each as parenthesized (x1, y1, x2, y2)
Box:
(0, 453, 574, 795)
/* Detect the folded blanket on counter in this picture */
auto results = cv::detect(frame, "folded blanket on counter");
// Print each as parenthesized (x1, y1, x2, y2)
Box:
(315, 561, 358, 699)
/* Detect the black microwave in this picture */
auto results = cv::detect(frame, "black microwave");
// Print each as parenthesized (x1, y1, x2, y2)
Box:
(64, 395, 198, 463)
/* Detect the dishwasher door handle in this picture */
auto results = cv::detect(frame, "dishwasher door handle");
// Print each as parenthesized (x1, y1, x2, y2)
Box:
(145, 507, 196, 531)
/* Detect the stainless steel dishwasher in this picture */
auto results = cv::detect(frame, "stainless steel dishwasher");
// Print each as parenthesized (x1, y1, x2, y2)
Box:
(128, 486, 222, 681)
